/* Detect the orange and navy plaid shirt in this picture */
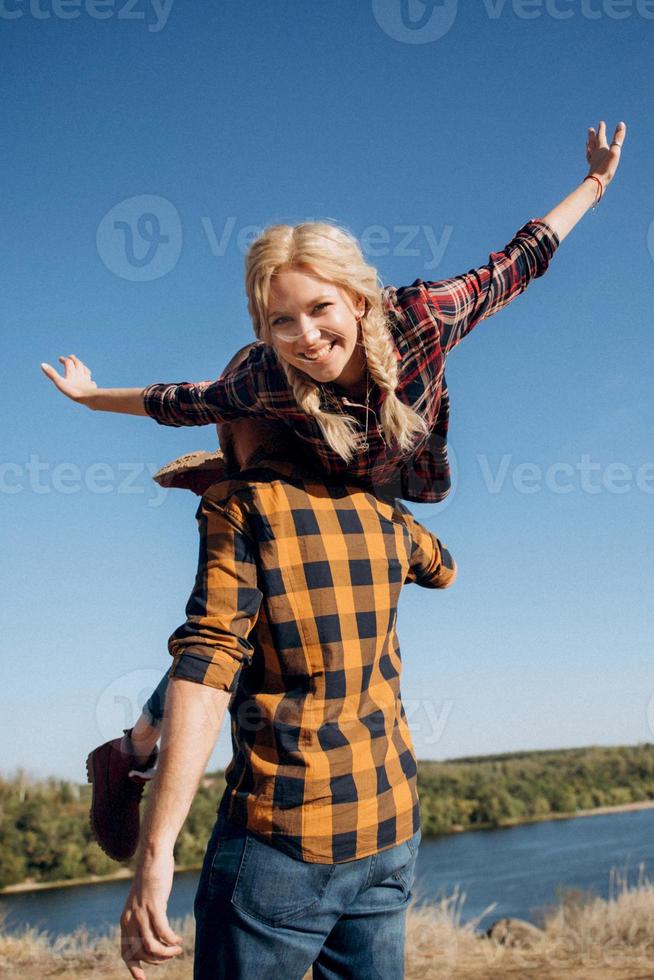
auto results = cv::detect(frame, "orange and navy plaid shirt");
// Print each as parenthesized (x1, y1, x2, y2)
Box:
(167, 451, 456, 863)
(144, 219, 559, 504)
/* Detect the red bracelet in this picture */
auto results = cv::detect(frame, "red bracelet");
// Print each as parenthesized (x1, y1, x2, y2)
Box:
(584, 174, 604, 210)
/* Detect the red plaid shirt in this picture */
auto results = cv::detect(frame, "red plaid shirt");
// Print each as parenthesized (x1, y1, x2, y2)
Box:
(143, 219, 559, 503)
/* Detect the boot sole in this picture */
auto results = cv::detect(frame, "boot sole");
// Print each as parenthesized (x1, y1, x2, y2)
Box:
(86, 748, 137, 863)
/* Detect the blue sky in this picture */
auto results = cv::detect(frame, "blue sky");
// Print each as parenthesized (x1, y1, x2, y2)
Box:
(2, 0, 653, 781)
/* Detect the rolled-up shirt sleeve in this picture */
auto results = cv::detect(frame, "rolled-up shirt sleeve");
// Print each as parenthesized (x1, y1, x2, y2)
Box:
(394, 501, 457, 589)
(142, 344, 287, 427)
(168, 495, 262, 691)
(419, 218, 559, 356)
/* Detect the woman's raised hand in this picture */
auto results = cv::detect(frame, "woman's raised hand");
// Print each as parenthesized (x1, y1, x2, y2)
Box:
(586, 120, 627, 188)
(41, 354, 98, 404)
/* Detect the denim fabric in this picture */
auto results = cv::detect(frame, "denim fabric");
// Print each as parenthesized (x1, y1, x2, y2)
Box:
(141, 671, 169, 728)
(193, 813, 421, 980)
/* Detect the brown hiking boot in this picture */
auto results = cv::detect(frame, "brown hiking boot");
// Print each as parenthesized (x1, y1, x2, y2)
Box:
(86, 731, 158, 862)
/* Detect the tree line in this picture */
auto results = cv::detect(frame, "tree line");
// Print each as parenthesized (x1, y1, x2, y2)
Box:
(2, 744, 654, 889)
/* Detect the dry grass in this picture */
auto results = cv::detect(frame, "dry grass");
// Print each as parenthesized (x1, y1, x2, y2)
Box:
(4, 870, 654, 979)
(404, 871, 654, 979)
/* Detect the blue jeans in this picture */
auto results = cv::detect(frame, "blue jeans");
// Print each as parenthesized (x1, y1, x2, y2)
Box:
(193, 812, 421, 980)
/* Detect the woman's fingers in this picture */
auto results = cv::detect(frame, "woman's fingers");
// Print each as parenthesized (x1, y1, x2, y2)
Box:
(57, 355, 76, 376)
(596, 117, 626, 148)
(49, 354, 87, 379)
(611, 120, 627, 150)
(585, 119, 627, 184)
(587, 126, 597, 162)
(40, 362, 68, 392)
(41, 356, 96, 402)
(64, 354, 82, 373)
(69, 353, 90, 375)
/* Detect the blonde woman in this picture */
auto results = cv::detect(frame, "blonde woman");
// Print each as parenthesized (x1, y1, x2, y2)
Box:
(42, 121, 626, 504)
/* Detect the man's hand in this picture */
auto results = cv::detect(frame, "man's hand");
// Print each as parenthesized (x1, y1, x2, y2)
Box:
(117, 679, 231, 978)
(40, 353, 98, 404)
(120, 849, 183, 980)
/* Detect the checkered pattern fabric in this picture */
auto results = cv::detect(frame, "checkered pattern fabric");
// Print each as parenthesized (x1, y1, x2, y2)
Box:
(168, 453, 456, 863)
(144, 219, 558, 503)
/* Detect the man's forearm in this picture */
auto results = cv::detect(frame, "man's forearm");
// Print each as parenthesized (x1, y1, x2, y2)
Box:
(542, 178, 600, 244)
(138, 677, 231, 856)
(83, 387, 149, 415)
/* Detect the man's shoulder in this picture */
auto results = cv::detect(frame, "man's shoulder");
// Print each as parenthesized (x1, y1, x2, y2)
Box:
(198, 474, 258, 525)
(199, 461, 301, 514)
(200, 457, 410, 526)
(200, 460, 337, 508)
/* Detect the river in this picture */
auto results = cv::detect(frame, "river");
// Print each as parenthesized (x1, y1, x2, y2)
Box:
(2, 808, 652, 938)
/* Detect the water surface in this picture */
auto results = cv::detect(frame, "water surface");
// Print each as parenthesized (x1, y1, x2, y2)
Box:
(2, 808, 652, 938)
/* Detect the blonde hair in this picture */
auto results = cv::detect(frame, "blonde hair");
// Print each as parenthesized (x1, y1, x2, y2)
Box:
(245, 222, 428, 462)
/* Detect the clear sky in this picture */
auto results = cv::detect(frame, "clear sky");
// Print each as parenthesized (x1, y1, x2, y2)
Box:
(2, 0, 653, 781)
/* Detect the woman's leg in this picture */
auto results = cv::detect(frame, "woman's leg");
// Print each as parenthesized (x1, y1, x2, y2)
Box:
(86, 671, 169, 859)
(128, 671, 170, 766)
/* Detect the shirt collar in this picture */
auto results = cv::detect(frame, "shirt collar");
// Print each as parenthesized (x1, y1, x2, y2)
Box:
(239, 445, 301, 477)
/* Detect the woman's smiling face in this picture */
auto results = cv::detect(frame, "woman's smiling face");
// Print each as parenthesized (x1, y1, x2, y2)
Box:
(267, 267, 366, 390)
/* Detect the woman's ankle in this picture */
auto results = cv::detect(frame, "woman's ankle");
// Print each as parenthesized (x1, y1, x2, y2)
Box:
(124, 717, 160, 767)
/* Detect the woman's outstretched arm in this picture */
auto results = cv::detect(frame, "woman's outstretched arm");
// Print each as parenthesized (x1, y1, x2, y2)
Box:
(542, 119, 627, 242)
(40, 354, 148, 415)
(40, 346, 285, 426)
(406, 119, 627, 357)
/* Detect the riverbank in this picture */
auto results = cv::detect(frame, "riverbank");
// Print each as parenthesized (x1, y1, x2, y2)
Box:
(0, 863, 202, 896)
(492, 796, 654, 829)
(3, 870, 654, 979)
(5, 797, 654, 897)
